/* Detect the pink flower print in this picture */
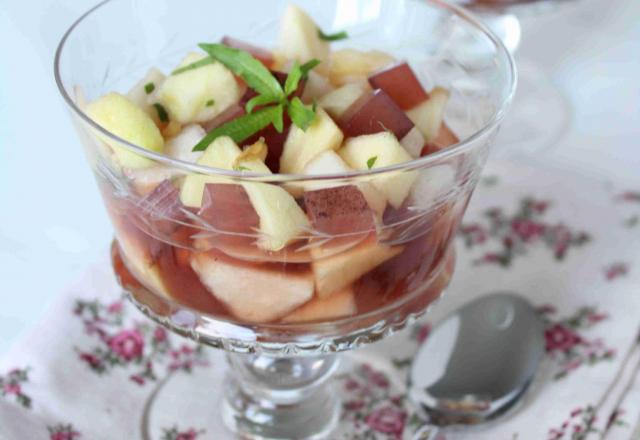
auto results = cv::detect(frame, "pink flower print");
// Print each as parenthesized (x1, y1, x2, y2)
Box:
(618, 191, 640, 203)
(545, 324, 582, 352)
(511, 218, 545, 242)
(48, 424, 81, 440)
(109, 329, 144, 361)
(107, 301, 123, 314)
(176, 430, 199, 440)
(344, 400, 365, 411)
(415, 324, 432, 344)
(365, 406, 407, 439)
(50, 432, 80, 440)
(3, 383, 20, 395)
(153, 327, 167, 343)
(344, 378, 360, 391)
(605, 262, 629, 281)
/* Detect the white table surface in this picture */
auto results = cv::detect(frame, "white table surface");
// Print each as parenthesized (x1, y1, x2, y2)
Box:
(0, 0, 638, 355)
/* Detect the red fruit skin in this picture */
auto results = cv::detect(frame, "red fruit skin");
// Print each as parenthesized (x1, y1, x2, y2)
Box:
(155, 243, 228, 315)
(421, 123, 460, 156)
(197, 184, 260, 247)
(304, 185, 376, 236)
(222, 36, 275, 68)
(340, 89, 415, 140)
(368, 62, 429, 111)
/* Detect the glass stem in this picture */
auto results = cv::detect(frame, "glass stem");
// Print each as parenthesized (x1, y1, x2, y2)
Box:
(222, 353, 341, 439)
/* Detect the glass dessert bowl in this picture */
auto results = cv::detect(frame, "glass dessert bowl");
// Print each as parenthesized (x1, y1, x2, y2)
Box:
(55, 0, 515, 438)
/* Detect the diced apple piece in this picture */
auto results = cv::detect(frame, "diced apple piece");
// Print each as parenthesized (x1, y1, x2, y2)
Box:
(407, 87, 450, 142)
(304, 185, 375, 235)
(127, 68, 167, 124)
(368, 62, 429, 110)
(179, 136, 242, 208)
(191, 252, 314, 322)
(280, 108, 344, 174)
(318, 82, 370, 120)
(158, 53, 241, 124)
(126, 166, 180, 196)
(278, 4, 330, 66)
(339, 132, 418, 209)
(358, 183, 387, 221)
(244, 182, 310, 251)
(340, 89, 414, 140)
(165, 124, 205, 163)
(301, 71, 334, 103)
(329, 49, 395, 86)
(222, 36, 275, 68)
(400, 127, 426, 159)
(86, 92, 164, 169)
(312, 236, 403, 298)
(282, 287, 357, 323)
(117, 229, 168, 298)
(410, 165, 456, 207)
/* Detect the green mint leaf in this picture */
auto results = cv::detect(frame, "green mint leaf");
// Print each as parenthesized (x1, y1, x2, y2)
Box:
(284, 60, 321, 97)
(300, 59, 321, 78)
(144, 82, 155, 94)
(288, 97, 316, 131)
(272, 104, 285, 133)
(153, 103, 169, 123)
(245, 94, 280, 114)
(172, 57, 214, 75)
(233, 165, 251, 171)
(367, 156, 378, 169)
(192, 106, 282, 152)
(199, 43, 283, 101)
(205, 99, 215, 107)
(284, 61, 303, 97)
(317, 29, 349, 42)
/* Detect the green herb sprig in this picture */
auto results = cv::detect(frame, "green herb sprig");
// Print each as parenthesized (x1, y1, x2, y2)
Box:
(183, 44, 320, 152)
(367, 156, 378, 170)
(318, 29, 349, 42)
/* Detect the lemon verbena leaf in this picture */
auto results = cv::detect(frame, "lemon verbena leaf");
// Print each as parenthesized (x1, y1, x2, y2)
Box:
(288, 97, 316, 131)
(192, 106, 282, 151)
(199, 43, 283, 101)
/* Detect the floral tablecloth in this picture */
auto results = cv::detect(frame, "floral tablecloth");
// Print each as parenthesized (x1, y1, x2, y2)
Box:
(1, 159, 639, 440)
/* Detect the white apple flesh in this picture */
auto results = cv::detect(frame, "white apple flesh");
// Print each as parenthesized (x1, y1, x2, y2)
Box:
(191, 252, 314, 322)
(282, 287, 357, 323)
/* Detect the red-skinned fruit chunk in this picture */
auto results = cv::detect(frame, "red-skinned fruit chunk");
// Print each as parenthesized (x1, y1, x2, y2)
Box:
(421, 123, 460, 156)
(340, 89, 414, 140)
(135, 180, 188, 237)
(304, 185, 376, 236)
(197, 184, 260, 247)
(222, 36, 275, 68)
(368, 62, 429, 110)
(155, 244, 229, 316)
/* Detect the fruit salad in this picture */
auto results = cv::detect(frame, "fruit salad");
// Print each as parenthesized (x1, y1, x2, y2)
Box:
(83, 4, 469, 325)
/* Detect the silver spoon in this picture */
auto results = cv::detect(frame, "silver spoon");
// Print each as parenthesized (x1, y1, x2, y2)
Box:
(409, 292, 545, 429)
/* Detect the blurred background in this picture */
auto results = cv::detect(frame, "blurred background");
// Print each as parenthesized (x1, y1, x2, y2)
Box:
(0, 0, 638, 353)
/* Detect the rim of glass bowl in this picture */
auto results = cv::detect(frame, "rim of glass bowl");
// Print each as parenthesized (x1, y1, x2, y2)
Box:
(54, 0, 517, 184)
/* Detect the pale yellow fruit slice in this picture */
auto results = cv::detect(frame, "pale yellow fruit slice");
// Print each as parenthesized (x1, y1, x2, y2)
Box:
(339, 132, 418, 208)
(158, 53, 241, 124)
(86, 92, 164, 169)
(280, 108, 344, 174)
(191, 252, 314, 322)
(282, 287, 357, 323)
